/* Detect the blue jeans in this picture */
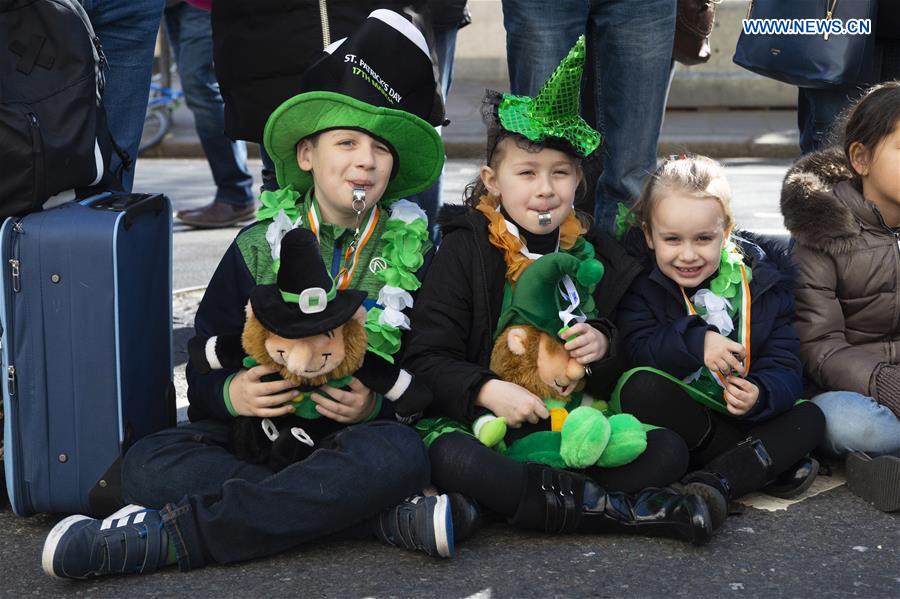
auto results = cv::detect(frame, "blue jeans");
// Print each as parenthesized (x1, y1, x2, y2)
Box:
(501, 0, 676, 232)
(811, 391, 900, 457)
(407, 25, 459, 242)
(797, 87, 865, 155)
(78, 0, 165, 192)
(164, 3, 253, 207)
(122, 419, 430, 569)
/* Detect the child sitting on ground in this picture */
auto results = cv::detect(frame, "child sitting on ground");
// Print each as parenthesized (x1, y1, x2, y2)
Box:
(781, 81, 900, 513)
(42, 10, 471, 580)
(612, 154, 826, 529)
(405, 37, 715, 545)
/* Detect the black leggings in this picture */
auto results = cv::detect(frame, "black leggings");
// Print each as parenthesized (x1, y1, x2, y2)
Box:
(429, 427, 689, 517)
(617, 369, 825, 482)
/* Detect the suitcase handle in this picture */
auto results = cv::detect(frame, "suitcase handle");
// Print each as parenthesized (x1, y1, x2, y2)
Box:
(89, 193, 166, 229)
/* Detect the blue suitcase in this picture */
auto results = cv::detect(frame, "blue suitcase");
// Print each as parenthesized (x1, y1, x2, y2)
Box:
(1, 192, 175, 517)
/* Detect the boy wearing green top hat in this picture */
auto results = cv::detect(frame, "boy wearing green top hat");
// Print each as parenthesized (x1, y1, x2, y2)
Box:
(41, 10, 470, 580)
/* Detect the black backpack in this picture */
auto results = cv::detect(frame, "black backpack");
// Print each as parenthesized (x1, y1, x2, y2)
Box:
(0, 0, 125, 219)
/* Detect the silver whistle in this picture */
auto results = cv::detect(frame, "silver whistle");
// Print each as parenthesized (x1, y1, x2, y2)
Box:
(538, 211, 552, 226)
(352, 187, 366, 213)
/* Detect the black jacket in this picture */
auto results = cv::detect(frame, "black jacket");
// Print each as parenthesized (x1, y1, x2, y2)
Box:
(616, 230, 802, 423)
(211, 0, 438, 143)
(404, 206, 644, 424)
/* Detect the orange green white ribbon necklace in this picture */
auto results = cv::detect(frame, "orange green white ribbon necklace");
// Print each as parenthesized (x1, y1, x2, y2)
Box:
(681, 242, 753, 387)
(306, 191, 380, 290)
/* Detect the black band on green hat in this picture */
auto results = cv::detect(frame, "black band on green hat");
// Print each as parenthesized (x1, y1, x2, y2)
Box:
(262, 10, 446, 202)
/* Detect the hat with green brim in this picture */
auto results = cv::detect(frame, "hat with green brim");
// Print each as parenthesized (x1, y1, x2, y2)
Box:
(483, 35, 601, 164)
(263, 9, 446, 202)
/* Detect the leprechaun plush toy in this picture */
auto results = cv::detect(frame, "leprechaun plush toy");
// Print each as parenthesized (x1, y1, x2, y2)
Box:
(188, 227, 431, 470)
(439, 250, 649, 470)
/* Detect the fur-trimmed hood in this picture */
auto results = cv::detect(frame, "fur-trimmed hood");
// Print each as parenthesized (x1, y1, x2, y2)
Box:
(780, 148, 879, 254)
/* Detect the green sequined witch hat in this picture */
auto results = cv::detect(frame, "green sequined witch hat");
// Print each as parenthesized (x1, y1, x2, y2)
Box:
(485, 35, 601, 161)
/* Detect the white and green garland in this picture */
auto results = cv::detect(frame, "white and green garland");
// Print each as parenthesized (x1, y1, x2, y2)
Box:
(258, 188, 429, 363)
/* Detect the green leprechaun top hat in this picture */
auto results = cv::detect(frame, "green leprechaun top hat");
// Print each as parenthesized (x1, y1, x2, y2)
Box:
(263, 9, 445, 203)
(484, 35, 601, 163)
(495, 252, 605, 338)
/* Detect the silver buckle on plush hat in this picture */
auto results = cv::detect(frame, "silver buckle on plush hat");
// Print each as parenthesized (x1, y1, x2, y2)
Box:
(299, 287, 328, 314)
(538, 211, 552, 226)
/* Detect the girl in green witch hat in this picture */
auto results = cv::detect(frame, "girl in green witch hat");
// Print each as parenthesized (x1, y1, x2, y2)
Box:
(404, 36, 715, 545)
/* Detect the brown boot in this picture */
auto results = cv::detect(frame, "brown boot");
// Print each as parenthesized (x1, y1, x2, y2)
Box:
(177, 201, 256, 229)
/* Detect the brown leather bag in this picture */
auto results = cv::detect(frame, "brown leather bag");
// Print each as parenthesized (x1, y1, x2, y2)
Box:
(673, 0, 718, 65)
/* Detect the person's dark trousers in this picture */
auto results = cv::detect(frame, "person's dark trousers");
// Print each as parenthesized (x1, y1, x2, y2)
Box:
(617, 369, 826, 495)
(797, 86, 865, 154)
(77, 0, 165, 192)
(259, 145, 279, 193)
(122, 419, 430, 569)
(408, 24, 459, 243)
(502, 0, 676, 233)
(164, 3, 254, 207)
(428, 428, 689, 517)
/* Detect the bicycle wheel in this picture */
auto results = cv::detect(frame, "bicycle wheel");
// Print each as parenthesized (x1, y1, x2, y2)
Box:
(139, 108, 171, 154)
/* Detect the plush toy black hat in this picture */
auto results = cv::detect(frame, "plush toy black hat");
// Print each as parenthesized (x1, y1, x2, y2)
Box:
(263, 9, 446, 202)
(249, 228, 367, 338)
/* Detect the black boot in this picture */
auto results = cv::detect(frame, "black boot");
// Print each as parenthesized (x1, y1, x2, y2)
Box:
(682, 436, 777, 530)
(762, 457, 819, 499)
(509, 463, 713, 545)
(679, 471, 731, 531)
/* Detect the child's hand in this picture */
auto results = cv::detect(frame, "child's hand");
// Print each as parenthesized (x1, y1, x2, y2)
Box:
(311, 377, 376, 424)
(724, 376, 759, 416)
(703, 331, 746, 376)
(228, 364, 298, 417)
(561, 323, 609, 364)
(476, 379, 549, 427)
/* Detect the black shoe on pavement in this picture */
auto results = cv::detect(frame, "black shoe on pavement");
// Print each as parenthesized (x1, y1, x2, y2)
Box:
(177, 201, 256, 229)
(763, 457, 820, 499)
(375, 494, 454, 558)
(447, 492, 482, 543)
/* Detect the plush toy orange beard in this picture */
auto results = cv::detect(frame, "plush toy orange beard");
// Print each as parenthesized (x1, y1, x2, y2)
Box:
(241, 306, 368, 387)
(490, 325, 587, 401)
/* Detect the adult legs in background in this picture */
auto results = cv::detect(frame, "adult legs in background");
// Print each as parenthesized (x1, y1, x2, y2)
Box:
(259, 145, 279, 193)
(78, 0, 165, 192)
(408, 25, 459, 241)
(501, 0, 586, 96)
(797, 86, 865, 154)
(588, 0, 676, 232)
(165, 3, 256, 228)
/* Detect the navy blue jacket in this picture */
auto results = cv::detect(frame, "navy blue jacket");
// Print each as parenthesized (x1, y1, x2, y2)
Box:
(616, 230, 802, 423)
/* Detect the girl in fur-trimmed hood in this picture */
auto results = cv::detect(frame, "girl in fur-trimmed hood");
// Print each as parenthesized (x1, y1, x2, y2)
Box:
(781, 81, 900, 513)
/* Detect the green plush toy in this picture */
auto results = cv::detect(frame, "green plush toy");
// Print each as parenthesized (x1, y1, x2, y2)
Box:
(480, 251, 648, 469)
